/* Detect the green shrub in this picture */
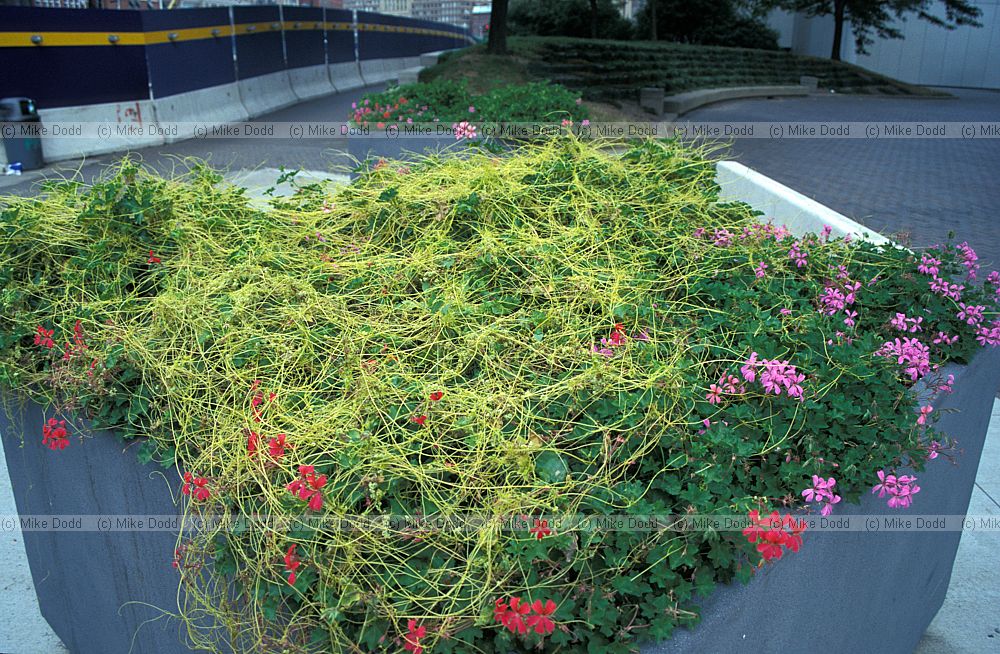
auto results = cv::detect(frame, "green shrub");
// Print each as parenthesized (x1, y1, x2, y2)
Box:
(0, 140, 994, 653)
(351, 79, 588, 125)
(509, 0, 634, 40)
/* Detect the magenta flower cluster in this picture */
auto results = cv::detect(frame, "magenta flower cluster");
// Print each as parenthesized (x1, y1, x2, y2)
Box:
(957, 241, 979, 280)
(706, 373, 746, 405)
(713, 229, 732, 247)
(917, 254, 940, 276)
(876, 337, 931, 381)
(818, 271, 861, 330)
(976, 320, 1000, 346)
(740, 353, 806, 401)
(956, 302, 985, 326)
(932, 331, 959, 346)
(916, 404, 933, 425)
(872, 471, 921, 509)
(801, 475, 841, 516)
(739, 222, 792, 242)
(451, 120, 477, 140)
(929, 276, 964, 301)
(889, 312, 924, 333)
(788, 241, 808, 268)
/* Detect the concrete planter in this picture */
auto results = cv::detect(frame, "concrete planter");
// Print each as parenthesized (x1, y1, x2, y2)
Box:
(643, 345, 1000, 654)
(0, 399, 192, 654)
(2, 162, 996, 653)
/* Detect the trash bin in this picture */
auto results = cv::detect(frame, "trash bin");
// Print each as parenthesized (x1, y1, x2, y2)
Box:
(1, 97, 44, 171)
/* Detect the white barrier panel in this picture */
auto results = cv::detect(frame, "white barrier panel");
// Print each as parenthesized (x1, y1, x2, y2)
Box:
(330, 61, 367, 92)
(37, 100, 163, 163)
(715, 160, 891, 244)
(289, 64, 336, 101)
(380, 57, 411, 79)
(358, 58, 387, 85)
(238, 70, 299, 118)
(363, 57, 416, 85)
(151, 83, 249, 144)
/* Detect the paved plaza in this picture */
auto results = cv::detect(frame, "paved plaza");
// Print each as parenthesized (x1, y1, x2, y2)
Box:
(687, 88, 1000, 270)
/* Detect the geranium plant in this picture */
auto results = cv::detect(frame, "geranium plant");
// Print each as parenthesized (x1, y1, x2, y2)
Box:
(0, 140, 996, 653)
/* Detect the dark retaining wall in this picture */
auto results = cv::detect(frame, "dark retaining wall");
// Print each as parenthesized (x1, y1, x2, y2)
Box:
(3, 346, 998, 653)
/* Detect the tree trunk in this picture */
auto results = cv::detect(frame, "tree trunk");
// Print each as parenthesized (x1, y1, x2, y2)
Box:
(589, 0, 598, 38)
(650, 0, 657, 40)
(487, 0, 509, 55)
(831, 0, 846, 60)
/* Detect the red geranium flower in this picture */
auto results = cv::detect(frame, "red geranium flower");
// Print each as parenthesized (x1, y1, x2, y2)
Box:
(402, 619, 426, 654)
(181, 472, 210, 501)
(284, 544, 301, 585)
(412, 414, 427, 426)
(247, 430, 260, 456)
(495, 596, 531, 634)
(429, 391, 444, 402)
(286, 465, 327, 511)
(526, 599, 557, 636)
(147, 250, 161, 264)
(493, 597, 509, 623)
(34, 325, 55, 349)
(41, 418, 69, 450)
(530, 518, 552, 540)
(742, 509, 806, 562)
(268, 433, 291, 459)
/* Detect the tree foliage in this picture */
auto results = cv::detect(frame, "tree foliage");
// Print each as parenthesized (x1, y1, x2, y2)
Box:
(508, 0, 634, 40)
(636, 0, 780, 49)
(764, 0, 982, 59)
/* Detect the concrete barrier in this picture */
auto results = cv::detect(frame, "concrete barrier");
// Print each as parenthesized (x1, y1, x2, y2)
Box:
(289, 64, 337, 101)
(151, 83, 249, 143)
(360, 57, 412, 84)
(358, 58, 387, 85)
(397, 68, 421, 85)
(664, 85, 809, 116)
(38, 100, 163, 163)
(419, 51, 443, 67)
(715, 160, 891, 244)
(330, 61, 367, 92)
(238, 70, 299, 119)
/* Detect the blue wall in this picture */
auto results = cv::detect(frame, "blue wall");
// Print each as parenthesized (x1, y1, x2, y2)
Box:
(140, 8, 236, 98)
(0, 5, 471, 109)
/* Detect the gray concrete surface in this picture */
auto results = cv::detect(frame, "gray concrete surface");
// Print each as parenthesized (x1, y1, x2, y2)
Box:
(663, 84, 809, 115)
(685, 88, 1000, 270)
(0, 81, 388, 198)
(0, 430, 69, 654)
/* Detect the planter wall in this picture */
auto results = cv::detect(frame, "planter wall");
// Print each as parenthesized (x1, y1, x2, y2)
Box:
(643, 346, 1000, 654)
(0, 399, 194, 654)
(1, 163, 996, 654)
